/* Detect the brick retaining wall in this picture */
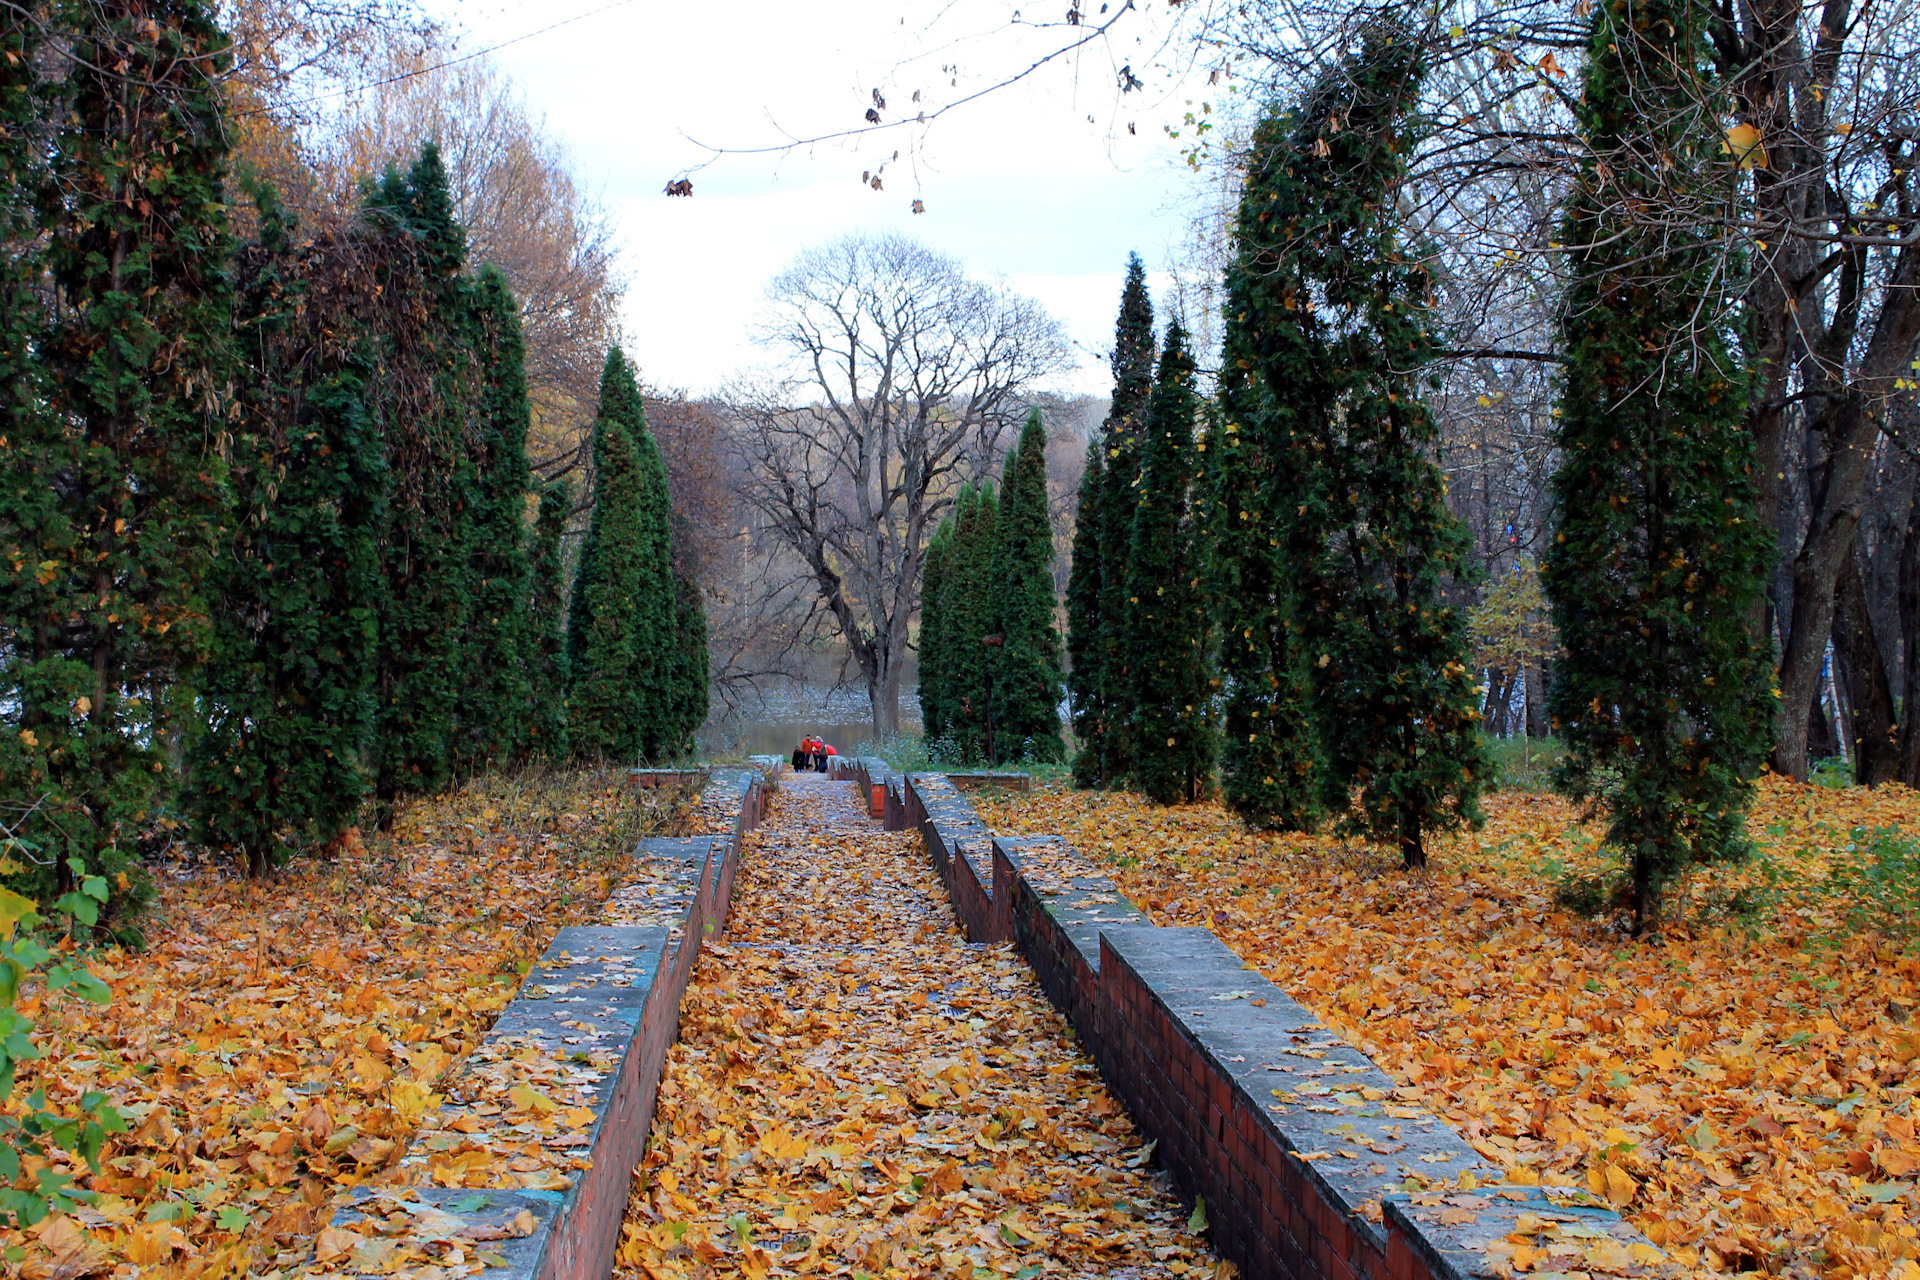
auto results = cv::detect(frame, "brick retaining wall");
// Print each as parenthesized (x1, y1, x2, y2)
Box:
(310, 765, 769, 1280)
(907, 775, 1665, 1280)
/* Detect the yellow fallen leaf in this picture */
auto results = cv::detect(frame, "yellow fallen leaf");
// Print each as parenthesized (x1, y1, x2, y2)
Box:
(124, 1222, 176, 1266)
(391, 1079, 443, 1124)
(313, 1227, 365, 1264)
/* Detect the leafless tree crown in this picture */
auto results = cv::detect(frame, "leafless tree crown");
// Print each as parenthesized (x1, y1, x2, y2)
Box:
(727, 233, 1070, 735)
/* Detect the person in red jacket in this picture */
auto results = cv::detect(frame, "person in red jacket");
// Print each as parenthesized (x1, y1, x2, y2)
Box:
(818, 741, 838, 774)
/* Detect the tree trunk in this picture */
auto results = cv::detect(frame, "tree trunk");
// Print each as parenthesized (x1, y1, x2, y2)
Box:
(1526, 661, 1551, 738)
(1807, 668, 1838, 761)
(1900, 489, 1920, 786)
(1400, 808, 1426, 870)
(1834, 550, 1901, 784)
(1774, 396, 1891, 778)
(870, 653, 901, 739)
(1483, 667, 1513, 737)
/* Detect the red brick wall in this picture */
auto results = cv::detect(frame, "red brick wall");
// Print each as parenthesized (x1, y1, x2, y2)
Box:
(909, 779, 1663, 1280)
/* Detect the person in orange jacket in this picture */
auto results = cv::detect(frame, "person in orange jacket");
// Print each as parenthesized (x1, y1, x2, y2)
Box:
(792, 735, 817, 771)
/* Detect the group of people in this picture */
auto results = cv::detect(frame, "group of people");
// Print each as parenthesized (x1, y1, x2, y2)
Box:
(791, 735, 838, 773)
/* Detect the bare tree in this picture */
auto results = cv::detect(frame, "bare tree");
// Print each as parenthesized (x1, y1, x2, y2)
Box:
(730, 234, 1070, 736)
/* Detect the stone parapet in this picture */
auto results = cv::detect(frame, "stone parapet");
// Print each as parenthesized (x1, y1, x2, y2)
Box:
(308, 768, 763, 1280)
(903, 775, 1663, 1280)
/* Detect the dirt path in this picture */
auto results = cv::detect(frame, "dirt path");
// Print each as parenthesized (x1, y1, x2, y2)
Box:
(614, 770, 1211, 1279)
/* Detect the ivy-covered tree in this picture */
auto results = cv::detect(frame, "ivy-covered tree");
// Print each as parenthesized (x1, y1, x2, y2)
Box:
(190, 186, 387, 876)
(990, 410, 1065, 763)
(366, 144, 477, 809)
(1128, 323, 1216, 804)
(1543, 0, 1772, 929)
(525, 479, 573, 758)
(567, 349, 650, 759)
(1073, 256, 1155, 785)
(1065, 437, 1108, 786)
(4, 0, 235, 917)
(457, 263, 535, 771)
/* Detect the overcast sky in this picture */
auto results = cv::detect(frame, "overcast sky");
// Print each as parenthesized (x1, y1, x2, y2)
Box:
(426, 0, 1221, 397)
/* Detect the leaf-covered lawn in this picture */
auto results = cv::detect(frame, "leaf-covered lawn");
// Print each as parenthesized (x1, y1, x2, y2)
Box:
(618, 778, 1209, 1280)
(6, 768, 670, 1280)
(975, 776, 1920, 1279)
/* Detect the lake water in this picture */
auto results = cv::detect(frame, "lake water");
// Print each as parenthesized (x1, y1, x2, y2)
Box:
(696, 685, 921, 761)
(724, 721, 877, 760)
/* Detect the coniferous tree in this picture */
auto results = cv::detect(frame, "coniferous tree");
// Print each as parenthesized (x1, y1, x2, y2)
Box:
(1543, 0, 1771, 929)
(1065, 438, 1107, 785)
(667, 567, 710, 756)
(1128, 323, 1216, 803)
(367, 145, 477, 808)
(190, 186, 387, 876)
(567, 349, 649, 759)
(1086, 256, 1156, 783)
(1293, 29, 1489, 868)
(0, 1, 56, 868)
(991, 410, 1065, 763)
(947, 484, 1001, 763)
(457, 263, 535, 770)
(525, 479, 572, 758)
(662, 509, 711, 758)
(918, 516, 956, 748)
(0, 0, 43, 443)
(5, 0, 234, 915)
(1209, 100, 1334, 832)
(629, 406, 679, 758)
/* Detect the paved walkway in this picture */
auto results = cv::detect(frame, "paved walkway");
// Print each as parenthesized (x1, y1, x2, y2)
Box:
(614, 770, 1210, 1279)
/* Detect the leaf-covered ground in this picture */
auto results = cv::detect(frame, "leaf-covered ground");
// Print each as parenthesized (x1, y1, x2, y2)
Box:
(617, 773, 1211, 1280)
(975, 776, 1920, 1280)
(4, 767, 673, 1280)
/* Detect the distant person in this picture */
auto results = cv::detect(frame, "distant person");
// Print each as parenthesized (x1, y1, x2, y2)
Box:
(812, 740, 835, 773)
(793, 735, 817, 772)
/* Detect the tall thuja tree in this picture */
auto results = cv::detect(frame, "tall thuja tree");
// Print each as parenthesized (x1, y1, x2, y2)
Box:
(367, 144, 478, 808)
(1128, 323, 1216, 804)
(1543, 0, 1771, 930)
(1065, 438, 1107, 785)
(568, 349, 651, 758)
(192, 187, 387, 876)
(662, 514, 711, 757)
(667, 566, 710, 755)
(991, 410, 1065, 763)
(525, 479, 573, 758)
(8, 0, 234, 915)
(1078, 256, 1155, 784)
(0, 1, 56, 861)
(1294, 28, 1489, 869)
(457, 264, 535, 769)
(947, 484, 1001, 763)
(918, 516, 956, 746)
(629, 403, 679, 758)
(1209, 98, 1337, 831)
